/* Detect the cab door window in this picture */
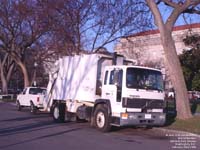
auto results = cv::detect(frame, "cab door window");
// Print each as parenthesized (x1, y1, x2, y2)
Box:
(22, 88, 27, 94)
(109, 70, 115, 85)
(104, 71, 109, 85)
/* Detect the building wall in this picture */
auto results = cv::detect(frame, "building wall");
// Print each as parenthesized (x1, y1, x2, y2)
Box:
(115, 24, 200, 69)
(115, 24, 200, 89)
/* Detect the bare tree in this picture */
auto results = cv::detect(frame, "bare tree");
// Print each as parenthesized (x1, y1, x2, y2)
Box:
(0, 0, 153, 89)
(146, 0, 200, 119)
(90, 0, 152, 51)
(0, 53, 15, 94)
(0, 0, 51, 87)
(49, 0, 152, 53)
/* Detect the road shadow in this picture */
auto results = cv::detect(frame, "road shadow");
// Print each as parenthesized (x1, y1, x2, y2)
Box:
(0, 120, 56, 136)
(0, 127, 81, 149)
(110, 126, 169, 141)
(0, 113, 50, 122)
(0, 118, 85, 137)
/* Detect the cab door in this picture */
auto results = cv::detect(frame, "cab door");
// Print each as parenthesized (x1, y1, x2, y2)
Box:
(102, 69, 123, 116)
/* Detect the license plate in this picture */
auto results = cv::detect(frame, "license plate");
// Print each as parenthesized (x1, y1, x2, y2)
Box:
(145, 114, 152, 119)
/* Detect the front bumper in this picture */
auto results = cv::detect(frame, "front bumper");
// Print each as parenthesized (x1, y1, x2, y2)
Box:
(120, 112, 166, 126)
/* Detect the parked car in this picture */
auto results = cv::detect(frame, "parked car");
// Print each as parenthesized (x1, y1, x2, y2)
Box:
(16, 87, 46, 113)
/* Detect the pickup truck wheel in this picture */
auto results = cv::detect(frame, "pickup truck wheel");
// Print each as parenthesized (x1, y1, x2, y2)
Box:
(52, 102, 65, 123)
(30, 102, 37, 114)
(16, 101, 22, 111)
(94, 105, 111, 132)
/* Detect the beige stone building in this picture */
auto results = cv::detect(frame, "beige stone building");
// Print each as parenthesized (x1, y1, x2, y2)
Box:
(115, 23, 200, 68)
(115, 23, 200, 88)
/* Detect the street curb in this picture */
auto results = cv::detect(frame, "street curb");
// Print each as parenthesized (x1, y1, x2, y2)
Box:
(154, 127, 200, 139)
(0, 100, 16, 103)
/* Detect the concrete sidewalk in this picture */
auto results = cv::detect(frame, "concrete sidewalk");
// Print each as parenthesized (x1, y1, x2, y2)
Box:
(154, 127, 200, 139)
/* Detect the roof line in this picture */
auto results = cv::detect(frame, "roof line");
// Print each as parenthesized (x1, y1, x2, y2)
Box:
(125, 23, 200, 38)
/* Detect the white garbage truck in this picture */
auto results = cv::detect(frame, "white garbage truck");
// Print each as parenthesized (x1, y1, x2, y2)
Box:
(44, 53, 166, 132)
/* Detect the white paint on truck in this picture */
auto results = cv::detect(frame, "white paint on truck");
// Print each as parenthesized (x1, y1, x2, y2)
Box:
(43, 54, 112, 111)
(44, 53, 166, 132)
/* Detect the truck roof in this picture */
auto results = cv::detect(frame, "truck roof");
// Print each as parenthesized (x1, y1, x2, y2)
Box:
(105, 65, 161, 72)
(26, 87, 46, 89)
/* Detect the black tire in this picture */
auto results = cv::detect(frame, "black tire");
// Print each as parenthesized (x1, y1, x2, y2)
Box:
(30, 101, 37, 114)
(52, 102, 65, 123)
(94, 105, 111, 132)
(16, 100, 22, 111)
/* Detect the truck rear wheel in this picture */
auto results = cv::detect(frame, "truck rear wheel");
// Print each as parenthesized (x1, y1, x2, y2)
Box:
(52, 102, 65, 123)
(30, 102, 37, 114)
(94, 105, 111, 132)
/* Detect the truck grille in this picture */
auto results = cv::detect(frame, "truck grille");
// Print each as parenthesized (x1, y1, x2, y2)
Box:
(122, 98, 165, 109)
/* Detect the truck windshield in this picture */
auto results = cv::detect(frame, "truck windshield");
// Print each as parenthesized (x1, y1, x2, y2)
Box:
(29, 88, 46, 95)
(126, 68, 163, 91)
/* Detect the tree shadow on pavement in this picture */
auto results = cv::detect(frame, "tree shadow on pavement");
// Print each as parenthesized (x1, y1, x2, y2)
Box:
(0, 119, 80, 137)
(0, 113, 50, 122)
(0, 127, 81, 149)
(0, 120, 56, 136)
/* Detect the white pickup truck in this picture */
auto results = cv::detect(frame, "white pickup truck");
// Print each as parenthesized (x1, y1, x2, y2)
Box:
(16, 87, 46, 113)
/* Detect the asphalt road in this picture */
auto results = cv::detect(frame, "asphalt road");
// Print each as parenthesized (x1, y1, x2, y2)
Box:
(0, 102, 199, 150)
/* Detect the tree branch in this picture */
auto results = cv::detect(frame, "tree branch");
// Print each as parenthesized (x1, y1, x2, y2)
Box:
(165, 0, 200, 29)
(146, 0, 165, 30)
(162, 0, 180, 8)
(183, 8, 200, 14)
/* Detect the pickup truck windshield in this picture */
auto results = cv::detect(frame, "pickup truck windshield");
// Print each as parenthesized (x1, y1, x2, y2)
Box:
(29, 88, 46, 95)
(126, 68, 163, 91)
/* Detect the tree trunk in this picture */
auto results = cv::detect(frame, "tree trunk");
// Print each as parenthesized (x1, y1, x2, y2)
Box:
(18, 62, 30, 87)
(0, 56, 8, 94)
(31, 69, 36, 86)
(146, 0, 192, 119)
(10, 51, 30, 88)
(0, 68, 8, 94)
(1, 76, 8, 94)
(161, 30, 192, 119)
(6, 63, 15, 83)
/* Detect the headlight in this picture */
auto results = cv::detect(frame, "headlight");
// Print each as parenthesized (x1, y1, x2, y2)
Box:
(121, 113, 128, 119)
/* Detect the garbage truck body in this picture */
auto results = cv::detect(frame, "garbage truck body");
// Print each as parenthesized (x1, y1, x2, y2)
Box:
(44, 53, 166, 132)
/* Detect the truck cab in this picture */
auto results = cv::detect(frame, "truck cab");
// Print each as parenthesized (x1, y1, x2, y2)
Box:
(100, 65, 166, 127)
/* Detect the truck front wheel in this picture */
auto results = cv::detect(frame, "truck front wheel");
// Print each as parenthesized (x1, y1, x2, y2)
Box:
(94, 105, 111, 132)
(52, 102, 65, 123)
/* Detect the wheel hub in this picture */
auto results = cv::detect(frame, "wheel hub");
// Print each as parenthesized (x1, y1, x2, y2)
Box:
(54, 107, 59, 119)
(96, 112, 105, 128)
